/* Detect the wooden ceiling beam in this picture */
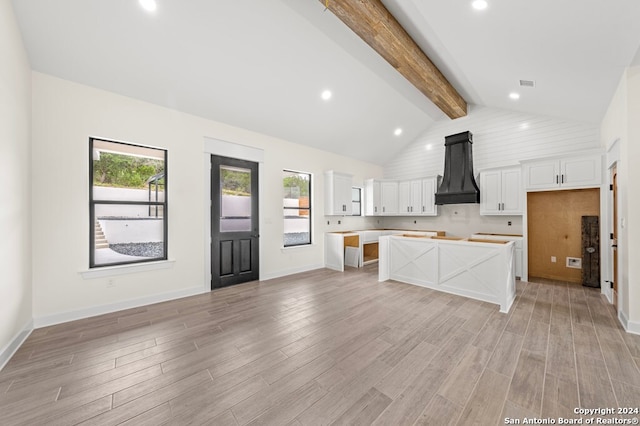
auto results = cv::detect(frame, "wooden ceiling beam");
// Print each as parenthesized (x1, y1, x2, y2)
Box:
(320, 0, 467, 119)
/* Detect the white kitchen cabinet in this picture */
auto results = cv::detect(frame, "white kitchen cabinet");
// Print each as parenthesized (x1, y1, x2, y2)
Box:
(524, 155, 602, 191)
(380, 181, 398, 215)
(365, 179, 398, 216)
(324, 170, 353, 215)
(398, 179, 422, 215)
(480, 167, 522, 215)
(364, 179, 381, 216)
(421, 176, 439, 216)
(471, 233, 523, 278)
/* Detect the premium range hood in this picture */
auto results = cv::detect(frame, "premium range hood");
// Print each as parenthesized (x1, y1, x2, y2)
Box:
(434, 131, 480, 205)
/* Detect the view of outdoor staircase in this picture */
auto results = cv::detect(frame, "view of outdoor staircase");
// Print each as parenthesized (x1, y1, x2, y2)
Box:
(95, 220, 109, 249)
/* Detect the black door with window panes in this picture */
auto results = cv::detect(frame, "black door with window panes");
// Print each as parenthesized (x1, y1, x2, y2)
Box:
(211, 155, 259, 289)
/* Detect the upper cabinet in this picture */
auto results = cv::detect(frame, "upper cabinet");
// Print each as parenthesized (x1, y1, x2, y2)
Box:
(365, 177, 438, 216)
(398, 179, 422, 215)
(380, 180, 399, 215)
(480, 167, 522, 215)
(524, 154, 602, 191)
(324, 170, 353, 215)
(421, 176, 439, 216)
(365, 179, 398, 216)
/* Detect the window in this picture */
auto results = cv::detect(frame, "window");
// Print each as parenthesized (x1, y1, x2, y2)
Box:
(89, 138, 167, 267)
(352, 187, 362, 216)
(283, 170, 311, 247)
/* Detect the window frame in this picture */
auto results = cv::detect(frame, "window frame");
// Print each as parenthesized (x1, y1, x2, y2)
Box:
(283, 169, 312, 248)
(89, 137, 168, 268)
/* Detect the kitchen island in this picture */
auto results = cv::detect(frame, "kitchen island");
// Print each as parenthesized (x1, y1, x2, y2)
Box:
(379, 235, 516, 312)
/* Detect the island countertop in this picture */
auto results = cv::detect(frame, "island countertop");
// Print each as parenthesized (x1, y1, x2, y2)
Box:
(378, 234, 516, 312)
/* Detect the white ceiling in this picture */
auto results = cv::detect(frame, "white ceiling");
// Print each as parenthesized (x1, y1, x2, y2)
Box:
(11, 0, 640, 165)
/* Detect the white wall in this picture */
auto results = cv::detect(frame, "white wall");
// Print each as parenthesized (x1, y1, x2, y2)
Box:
(600, 67, 640, 333)
(382, 105, 600, 236)
(31, 72, 382, 322)
(625, 67, 640, 328)
(0, 0, 32, 366)
(601, 72, 629, 320)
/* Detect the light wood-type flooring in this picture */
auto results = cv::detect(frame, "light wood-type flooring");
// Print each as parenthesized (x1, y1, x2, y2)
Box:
(1, 266, 640, 425)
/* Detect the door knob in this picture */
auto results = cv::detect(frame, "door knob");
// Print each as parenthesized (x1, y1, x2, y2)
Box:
(586, 247, 596, 254)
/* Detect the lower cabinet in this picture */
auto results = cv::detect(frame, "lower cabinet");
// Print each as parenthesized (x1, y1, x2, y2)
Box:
(324, 232, 360, 272)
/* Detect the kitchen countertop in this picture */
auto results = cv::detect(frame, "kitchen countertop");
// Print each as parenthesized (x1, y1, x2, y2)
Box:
(329, 229, 446, 236)
(474, 232, 523, 237)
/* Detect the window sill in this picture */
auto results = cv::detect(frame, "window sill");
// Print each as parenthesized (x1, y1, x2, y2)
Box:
(80, 259, 176, 279)
(281, 244, 316, 251)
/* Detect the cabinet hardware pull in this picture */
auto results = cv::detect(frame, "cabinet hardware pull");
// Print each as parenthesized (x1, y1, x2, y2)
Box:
(561, 174, 565, 183)
(556, 175, 559, 184)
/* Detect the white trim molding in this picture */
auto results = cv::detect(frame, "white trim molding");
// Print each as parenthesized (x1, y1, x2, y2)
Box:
(619, 310, 640, 335)
(0, 319, 34, 371)
(80, 259, 175, 279)
(33, 286, 204, 328)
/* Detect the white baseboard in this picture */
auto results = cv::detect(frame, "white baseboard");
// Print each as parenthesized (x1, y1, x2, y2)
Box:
(602, 286, 613, 304)
(0, 319, 34, 371)
(260, 263, 324, 282)
(618, 310, 640, 335)
(33, 286, 205, 328)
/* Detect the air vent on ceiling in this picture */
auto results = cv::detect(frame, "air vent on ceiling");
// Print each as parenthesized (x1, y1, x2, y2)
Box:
(519, 79, 536, 88)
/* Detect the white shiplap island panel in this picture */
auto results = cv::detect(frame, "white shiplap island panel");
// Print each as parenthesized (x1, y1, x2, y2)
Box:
(379, 235, 516, 313)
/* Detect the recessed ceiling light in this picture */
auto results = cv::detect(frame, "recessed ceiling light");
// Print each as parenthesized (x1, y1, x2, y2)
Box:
(394, 128, 403, 136)
(472, 0, 488, 10)
(509, 92, 520, 100)
(321, 90, 332, 101)
(425, 144, 433, 151)
(139, 0, 157, 13)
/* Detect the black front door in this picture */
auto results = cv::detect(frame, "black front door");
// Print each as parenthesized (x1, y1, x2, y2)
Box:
(211, 155, 259, 289)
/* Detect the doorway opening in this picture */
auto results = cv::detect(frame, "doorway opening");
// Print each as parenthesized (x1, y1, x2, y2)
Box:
(527, 188, 600, 284)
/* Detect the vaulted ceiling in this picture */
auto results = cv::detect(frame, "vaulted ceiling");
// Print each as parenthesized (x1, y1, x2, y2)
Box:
(11, 0, 640, 165)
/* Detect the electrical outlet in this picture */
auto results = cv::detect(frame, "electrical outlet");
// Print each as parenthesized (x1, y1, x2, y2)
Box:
(327, 220, 330, 225)
(507, 221, 512, 226)
(107, 278, 115, 288)
(551, 256, 557, 263)
(338, 220, 341, 225)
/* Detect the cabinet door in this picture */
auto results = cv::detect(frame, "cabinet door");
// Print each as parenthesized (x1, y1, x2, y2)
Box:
(325, 171, 352, 215)
(501, 168, 522, 214)
(334, 173, 352, 215)
(524, 160, 560, 190)
(409, 180, 422, 215)
(380, 181, 398, 215)
(364, 179, 381, 216)
(480, 170, 502, 215)
(398, 181, 411, 214)
(421, 177, 438, 216)
(561, 155, 602, 188)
